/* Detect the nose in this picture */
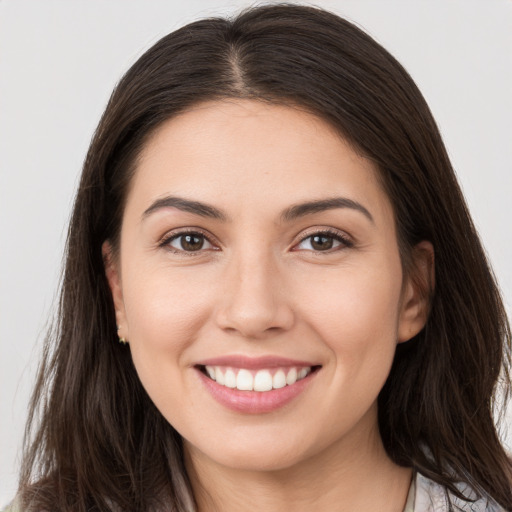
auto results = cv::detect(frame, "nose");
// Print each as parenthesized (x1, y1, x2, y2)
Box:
(215, 249, 295, 339)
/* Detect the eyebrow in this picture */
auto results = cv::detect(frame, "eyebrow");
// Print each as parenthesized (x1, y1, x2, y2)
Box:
(142, 195, 374, 224)
(280, 197, 374, 224)
(143, 196, 228, 221)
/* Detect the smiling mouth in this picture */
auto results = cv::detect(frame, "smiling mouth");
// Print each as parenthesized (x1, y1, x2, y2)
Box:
(197, 365, 321, 392)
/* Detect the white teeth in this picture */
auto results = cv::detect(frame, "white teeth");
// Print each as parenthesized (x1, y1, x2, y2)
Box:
(215, 367, 225, 385)
(272, 370, 287, 389)
(286, 367, 298, 385)
(204, 365, 314, 392)
(298, 367, 309, 380)
(224, 368, 237, 388)
(236, 369, 254, 391)
(254, 370, 273, 392)
(206, 365, 216, 380)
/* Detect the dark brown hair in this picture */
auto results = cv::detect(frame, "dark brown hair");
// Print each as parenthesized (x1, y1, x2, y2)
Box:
(19, 4, 512, 511)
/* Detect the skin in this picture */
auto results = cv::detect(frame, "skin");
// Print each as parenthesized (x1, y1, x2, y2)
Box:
(104, 99, 433, 512)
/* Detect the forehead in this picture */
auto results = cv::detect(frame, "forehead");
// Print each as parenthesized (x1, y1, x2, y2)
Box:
(128, 99, 392, 224)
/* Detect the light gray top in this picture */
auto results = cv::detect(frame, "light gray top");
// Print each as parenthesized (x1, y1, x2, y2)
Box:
(3, 472, 506, 511)
(405, 472, 506, 512)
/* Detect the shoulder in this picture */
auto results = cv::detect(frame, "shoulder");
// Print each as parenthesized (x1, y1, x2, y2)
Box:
(1, 500, 20, 512)
(414, 472, 507, 512)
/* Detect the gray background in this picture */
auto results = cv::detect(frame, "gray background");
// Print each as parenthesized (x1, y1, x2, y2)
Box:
(1, 0, 511, 505)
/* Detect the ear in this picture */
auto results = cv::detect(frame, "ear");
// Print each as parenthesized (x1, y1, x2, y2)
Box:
(102, 241, 129, 341)
(397, 241, 435, 343)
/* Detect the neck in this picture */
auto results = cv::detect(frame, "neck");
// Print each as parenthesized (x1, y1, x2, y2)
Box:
(184, 413, 412, 512)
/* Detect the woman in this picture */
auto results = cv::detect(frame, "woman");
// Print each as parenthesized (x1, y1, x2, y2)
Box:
(13, 4, 511, 511)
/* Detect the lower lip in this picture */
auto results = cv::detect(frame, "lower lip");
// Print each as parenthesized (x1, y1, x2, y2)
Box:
(197, 369, 318, 414)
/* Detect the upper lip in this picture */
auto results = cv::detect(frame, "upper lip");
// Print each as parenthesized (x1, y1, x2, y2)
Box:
(195, 355, 320, 369)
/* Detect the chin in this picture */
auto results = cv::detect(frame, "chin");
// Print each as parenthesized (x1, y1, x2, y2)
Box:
(207, 447, 307, 473)
(183, 424, 331, 474)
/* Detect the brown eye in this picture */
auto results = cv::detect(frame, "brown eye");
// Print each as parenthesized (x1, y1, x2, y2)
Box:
(310, 235, 334, 251)
(167, 232, 213, 252)
(181, 234, 204, 251)
(295, 230, 353, 252)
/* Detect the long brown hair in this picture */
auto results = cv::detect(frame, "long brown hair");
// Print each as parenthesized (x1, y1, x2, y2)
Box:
(19, 4, 512, 511)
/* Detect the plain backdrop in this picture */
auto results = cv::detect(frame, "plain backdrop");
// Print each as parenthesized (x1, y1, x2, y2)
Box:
(1, 0, 511, 505)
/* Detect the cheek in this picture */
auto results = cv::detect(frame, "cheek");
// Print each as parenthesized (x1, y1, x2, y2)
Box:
(119, 268, 215, 429)
(297, 260, 403, 375)
(303, 260, 402, 327)
(119, 264, 216, 408)
(123, 264, 212, 347)
(294, 265, 402, 440)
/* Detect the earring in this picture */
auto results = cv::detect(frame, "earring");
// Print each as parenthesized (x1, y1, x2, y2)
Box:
(117, 325, 128, 345)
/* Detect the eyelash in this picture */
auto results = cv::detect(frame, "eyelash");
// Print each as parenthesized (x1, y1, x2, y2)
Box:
(159, 228, 353, 256)
(294, 228, 354, 253)
(159, 228, 216, 257)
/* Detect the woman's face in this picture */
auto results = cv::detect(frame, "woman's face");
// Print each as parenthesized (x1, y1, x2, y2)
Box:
(105, 100, 428, 472)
